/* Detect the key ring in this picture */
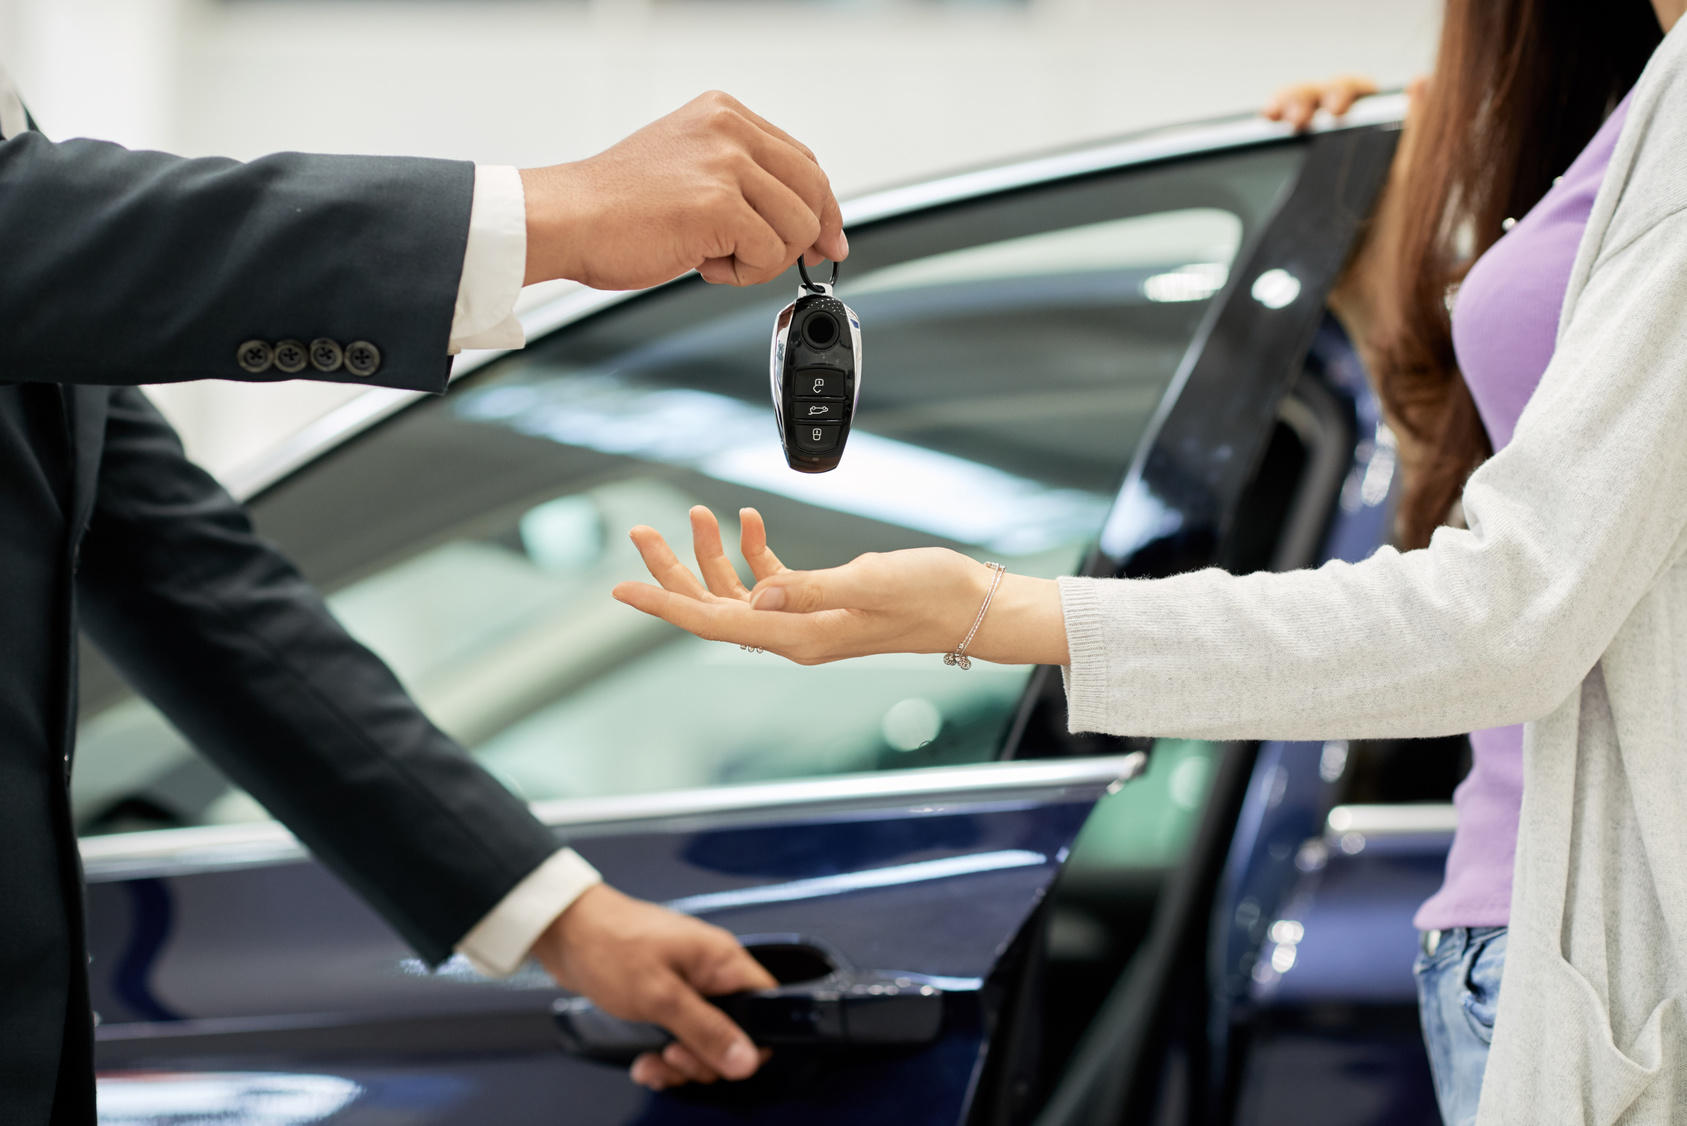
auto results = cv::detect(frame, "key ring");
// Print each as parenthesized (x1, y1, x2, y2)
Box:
(797, 258, 840, 294)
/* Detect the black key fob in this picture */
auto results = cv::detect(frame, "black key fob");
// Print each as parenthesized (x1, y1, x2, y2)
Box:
(770, 260, 861, 473)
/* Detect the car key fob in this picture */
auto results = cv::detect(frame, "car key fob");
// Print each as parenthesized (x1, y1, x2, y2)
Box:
(770, 259, 861, 473)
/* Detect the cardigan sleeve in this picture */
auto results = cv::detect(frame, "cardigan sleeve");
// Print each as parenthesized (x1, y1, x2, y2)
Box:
(1058, 206, 1687, 742)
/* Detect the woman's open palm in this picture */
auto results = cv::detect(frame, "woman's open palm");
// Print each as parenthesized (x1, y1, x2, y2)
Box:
(611, 506, 981, 664)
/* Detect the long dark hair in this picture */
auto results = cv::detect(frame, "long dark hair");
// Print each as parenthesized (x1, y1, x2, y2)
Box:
(1372, 0, 1660, 548)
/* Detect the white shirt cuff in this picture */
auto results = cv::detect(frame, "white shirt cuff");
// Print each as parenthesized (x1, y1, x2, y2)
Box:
(448, 164, 528, 355)
(455, 847, 603, 977)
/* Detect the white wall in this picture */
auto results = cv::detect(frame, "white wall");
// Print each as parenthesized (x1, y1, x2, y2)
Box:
(1, 0, 1439, 477)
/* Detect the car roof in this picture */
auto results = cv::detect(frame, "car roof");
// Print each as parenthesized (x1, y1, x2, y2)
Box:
(844, 92, 1405, 227)
(220, 94, 1407, 504)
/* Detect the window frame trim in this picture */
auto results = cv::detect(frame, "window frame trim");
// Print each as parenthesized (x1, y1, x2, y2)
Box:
(78, 752, 1145, 880)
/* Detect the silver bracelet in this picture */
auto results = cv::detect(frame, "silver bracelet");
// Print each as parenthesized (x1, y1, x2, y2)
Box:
(944, 561, 1005, 670)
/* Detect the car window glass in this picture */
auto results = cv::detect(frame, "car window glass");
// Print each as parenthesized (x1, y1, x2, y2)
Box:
(73, 143, 1304, 835)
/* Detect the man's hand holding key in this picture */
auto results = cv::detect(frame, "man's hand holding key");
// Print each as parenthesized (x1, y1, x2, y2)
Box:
(520, 91, 849, 291)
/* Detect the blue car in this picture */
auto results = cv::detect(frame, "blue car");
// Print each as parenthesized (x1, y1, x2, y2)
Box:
(74, 98, 1460, 1125)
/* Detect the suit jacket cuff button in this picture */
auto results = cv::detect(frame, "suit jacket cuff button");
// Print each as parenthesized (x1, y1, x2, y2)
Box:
(273, 339, 308, 375)
(309, 338, 344, 373)
(344, 341, 381, 378)
(237, 340, 274, 374)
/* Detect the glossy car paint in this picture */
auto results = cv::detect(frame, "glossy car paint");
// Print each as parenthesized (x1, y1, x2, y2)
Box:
(88, 761, 1132, 1125)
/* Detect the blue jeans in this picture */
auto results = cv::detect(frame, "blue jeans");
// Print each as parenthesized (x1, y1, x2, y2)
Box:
(1413, 926, 1507, 1126)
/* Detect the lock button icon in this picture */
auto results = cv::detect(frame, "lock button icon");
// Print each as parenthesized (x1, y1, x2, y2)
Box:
(790, 422, 843, 455)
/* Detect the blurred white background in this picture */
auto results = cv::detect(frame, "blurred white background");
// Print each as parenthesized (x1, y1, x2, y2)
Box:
(0, 0, 1437, 479)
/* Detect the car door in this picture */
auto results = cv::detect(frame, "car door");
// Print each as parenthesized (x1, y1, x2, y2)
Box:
(73, 117, 1389, 1126)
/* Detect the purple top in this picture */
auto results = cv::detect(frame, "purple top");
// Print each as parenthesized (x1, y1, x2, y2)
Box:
(1413, 91, 1633, 930)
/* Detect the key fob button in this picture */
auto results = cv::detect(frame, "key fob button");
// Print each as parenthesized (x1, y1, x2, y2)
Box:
(791, 422, 842, 454)
(797, 369, 847, 399)
(795, 401, 843, 422)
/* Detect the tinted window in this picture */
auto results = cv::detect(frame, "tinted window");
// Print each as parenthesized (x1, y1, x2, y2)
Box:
(74, 143, 1303, 834)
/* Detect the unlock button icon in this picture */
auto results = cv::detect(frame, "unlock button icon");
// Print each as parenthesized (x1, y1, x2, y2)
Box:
(797, 369, 846, 399)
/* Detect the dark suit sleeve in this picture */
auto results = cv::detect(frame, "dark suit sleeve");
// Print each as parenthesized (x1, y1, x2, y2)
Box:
(76, 388, 559, 964)
(0, 132, 475, 393)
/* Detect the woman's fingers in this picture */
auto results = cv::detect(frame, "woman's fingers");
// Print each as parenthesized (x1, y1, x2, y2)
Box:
(739, 508, 788, 582)
(1263, 84, 1319, 128)
(612, 579, 849, 663)
(629, 525, 712, 599)
(1321, 75, 1379, 116)
(614, 581, 774, 645)
(689, 507, 750, 598)
(1264, 76, 1379, 131)
(748, 557, 876, 614)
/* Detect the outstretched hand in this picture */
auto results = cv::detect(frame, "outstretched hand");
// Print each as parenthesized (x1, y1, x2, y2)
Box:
(610, 506, 1069, 667)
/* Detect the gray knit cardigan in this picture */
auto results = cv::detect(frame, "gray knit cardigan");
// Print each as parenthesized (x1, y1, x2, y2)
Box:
(1057, 22, 1687, 1123)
